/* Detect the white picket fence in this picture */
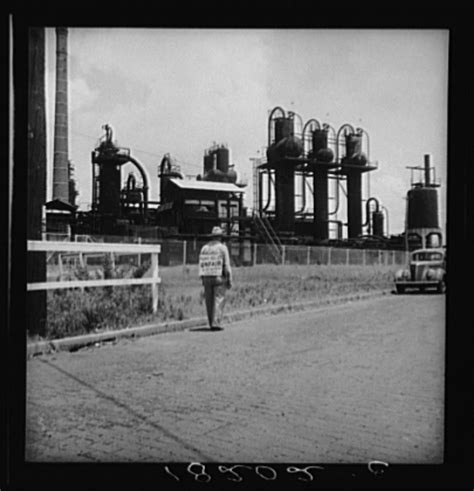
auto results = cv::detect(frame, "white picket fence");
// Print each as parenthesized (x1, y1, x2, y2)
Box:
(27, 241, 162, 312)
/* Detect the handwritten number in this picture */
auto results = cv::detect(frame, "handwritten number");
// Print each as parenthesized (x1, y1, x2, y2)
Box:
(164, 466, 180, 482)
(368, 460, 389, 476)
(187, 462, 211, 483)
(218, 465, 252, 482)
(287, 465, 324, 482)
(255, 465, 277, 480)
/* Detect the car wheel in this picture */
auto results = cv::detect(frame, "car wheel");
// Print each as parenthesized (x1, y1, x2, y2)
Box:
(437, 280, 446, 294)
(396, 284, 405, 294)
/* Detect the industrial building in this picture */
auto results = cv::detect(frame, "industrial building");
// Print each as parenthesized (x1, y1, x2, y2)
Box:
(44, 28, 443, 255)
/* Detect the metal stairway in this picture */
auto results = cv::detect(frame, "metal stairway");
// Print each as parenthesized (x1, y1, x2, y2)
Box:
(253, 213, 283, 264)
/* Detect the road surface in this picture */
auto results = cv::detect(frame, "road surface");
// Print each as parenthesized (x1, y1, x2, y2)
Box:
(26, 293, 445, 464)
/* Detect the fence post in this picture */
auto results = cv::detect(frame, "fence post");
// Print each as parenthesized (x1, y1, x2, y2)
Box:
(328, 247, 332, 266)
(346, 248, 350, 265)
(378, 250, 381, 266)
(307, 246, 311, 266)
(151, 251, 159, 313)
(281, 245, 286, 265)
(363, 249, 366, 266)
(253, 242, 257, 266)
(138, 237, 142, 266)
(58, 254, 64, 279)
(183, 240, 187, 267)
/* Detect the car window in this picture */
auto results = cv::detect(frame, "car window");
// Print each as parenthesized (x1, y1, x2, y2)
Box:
(413, 252, 443, 261)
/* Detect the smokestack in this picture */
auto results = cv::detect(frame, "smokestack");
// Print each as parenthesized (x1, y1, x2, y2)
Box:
(424, 154, 431, 186)
(52, 27, 69, 202)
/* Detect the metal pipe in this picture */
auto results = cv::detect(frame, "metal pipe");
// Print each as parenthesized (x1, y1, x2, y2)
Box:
(128, 156, 149, 212)
(263, 169, 274, 212)
(336, 123, 355, 162)
(356, 127, 370, 162)
(126, 173, 136, 191)
(268, 106, 285, 147)
(302, 118, 321, 157)
(424, 154, 431, 186)
(295, 171, 306, 214)
(381, 205, 389, 237)
(328, 175, 340, 216)
(289, 111, 304, 138)
(362, 197, 380, 229)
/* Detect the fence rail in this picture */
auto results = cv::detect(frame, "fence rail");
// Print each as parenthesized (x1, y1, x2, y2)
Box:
(28, 241, 162, 312)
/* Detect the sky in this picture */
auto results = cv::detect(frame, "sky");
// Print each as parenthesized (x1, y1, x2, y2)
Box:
(44, 28, 449, 237)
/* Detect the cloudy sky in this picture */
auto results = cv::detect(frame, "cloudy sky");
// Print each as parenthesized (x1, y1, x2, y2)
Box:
(44, 28, 448, 237)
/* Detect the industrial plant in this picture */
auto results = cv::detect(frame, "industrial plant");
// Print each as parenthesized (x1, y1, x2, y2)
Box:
(44, 28, 444, 260)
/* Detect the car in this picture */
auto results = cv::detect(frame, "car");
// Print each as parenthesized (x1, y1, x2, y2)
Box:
(394, 248, 446, 294)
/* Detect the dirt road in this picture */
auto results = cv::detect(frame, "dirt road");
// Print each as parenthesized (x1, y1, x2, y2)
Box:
(26, 293, 445, 464)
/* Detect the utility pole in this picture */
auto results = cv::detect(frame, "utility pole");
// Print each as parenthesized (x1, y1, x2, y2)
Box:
(28, 26, 47, 336)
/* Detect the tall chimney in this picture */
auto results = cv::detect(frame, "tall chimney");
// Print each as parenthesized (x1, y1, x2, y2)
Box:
(52, 27, 69, 202)
(424, 154, 431, 186)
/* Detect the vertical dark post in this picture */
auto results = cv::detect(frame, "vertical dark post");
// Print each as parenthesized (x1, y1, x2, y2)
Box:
(28, 27, 47, 336)
(424, 154, 431, 186)
(347, 171, 362, 239)
(275, 162, 295, 232)
(313, 169, 329, 240)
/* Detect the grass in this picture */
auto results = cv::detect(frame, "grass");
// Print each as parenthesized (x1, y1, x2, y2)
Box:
(33, 260, 398, 341)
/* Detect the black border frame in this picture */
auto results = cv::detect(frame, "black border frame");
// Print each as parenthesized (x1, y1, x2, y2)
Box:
(5, 8, 472, 490)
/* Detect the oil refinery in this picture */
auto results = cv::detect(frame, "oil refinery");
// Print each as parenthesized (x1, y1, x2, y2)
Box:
(44, 28, 444, 257)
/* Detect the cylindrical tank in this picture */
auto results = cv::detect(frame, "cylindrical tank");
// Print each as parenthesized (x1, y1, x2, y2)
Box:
(344, 133, 367, 165)
(311, 129, 334, 163)
(312, 128, 328, 152)
(372, 210, 384, 237)
(203, 152, 213, 173)
(345, 133, 362, 158)
(347, 172, 362, 239)
(274, 117, 293, 142)
(216, 146, 229, 173)
(98, 163, 121, 215)
(407, 187, 439, 229)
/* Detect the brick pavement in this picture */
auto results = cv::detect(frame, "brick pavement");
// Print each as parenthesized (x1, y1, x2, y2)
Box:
(26, 293, 445, 463)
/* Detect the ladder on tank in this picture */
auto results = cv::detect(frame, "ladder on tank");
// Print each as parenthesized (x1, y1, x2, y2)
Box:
(253, 212, 283, 264)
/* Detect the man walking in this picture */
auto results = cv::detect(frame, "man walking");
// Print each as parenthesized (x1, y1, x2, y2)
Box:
(199, 226, 232, 330)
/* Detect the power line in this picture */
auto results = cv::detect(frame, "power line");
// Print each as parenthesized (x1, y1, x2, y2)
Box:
(70, 130, 202, 170)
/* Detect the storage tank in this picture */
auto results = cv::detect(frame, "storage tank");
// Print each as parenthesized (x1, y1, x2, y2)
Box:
(274, 117, 293, 142)
(308, 128, 334, 163)
(407, 187, 439, 229)
(344, 132, 367, 165)
(372, 210, 384, 237)
(216, 146, 229, 173)
(203, 152, 214, 173)
(98, 163, 121, 215)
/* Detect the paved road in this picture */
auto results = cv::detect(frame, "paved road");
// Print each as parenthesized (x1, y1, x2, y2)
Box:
(26, 293, 445, 464)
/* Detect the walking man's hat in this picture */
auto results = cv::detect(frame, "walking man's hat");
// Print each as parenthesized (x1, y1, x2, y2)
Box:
(211, 226, 224, 236)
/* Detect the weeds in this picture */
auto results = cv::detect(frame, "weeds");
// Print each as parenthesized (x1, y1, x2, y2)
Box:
(43, 262, 398, 341)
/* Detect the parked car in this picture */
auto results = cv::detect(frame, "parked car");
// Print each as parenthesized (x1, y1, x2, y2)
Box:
(394, 248, 446, 294)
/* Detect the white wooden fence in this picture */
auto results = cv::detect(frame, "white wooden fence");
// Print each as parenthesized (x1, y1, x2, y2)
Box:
(27, 241, 161, 312)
